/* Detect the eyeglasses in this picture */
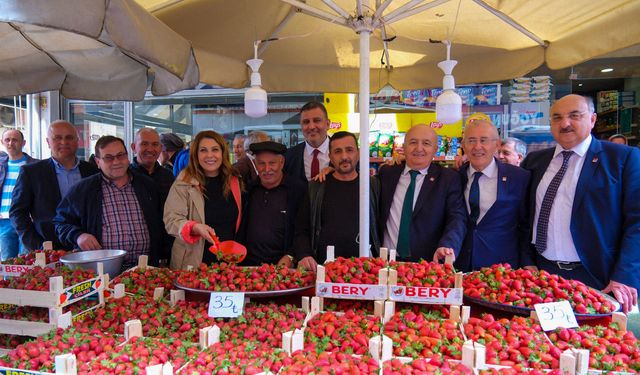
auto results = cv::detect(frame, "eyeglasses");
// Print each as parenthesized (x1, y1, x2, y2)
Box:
(50, 135, 78, 142)
(464, 137, 497, 145)
(97, 152, 128, 163)
(551, 111, 589, 123)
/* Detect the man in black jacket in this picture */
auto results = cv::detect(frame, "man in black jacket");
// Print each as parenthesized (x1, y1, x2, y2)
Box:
(10, 121, 98, 251)
(130, 128, 174, 204)
(53, 136, 169, 268)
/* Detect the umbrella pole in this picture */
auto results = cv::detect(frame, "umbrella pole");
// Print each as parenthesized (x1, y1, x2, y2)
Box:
(358, 28, 371, 258)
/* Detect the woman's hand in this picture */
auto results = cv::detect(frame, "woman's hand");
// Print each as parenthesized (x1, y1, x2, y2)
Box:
(191, 223, 217, 244)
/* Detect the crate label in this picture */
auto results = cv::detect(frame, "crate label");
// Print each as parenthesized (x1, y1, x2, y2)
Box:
(208, 292, 244, 318)
(0, 304, 16, 313)
(534, 300, 579, 331)
(0, 367, 47, 375)
(0, 264, 35, 277)
(316, 282, 388, 300)
(389, 286, 463, 304)
(60, 277, 102, 306)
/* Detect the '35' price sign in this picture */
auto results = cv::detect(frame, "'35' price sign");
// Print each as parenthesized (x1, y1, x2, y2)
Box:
(534, 300, 579, 331)
(208, 292, 245, 318)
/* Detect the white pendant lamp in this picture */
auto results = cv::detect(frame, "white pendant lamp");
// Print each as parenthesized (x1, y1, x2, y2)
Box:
(245, 42, 268, 118)
(436, 41, 462, 124)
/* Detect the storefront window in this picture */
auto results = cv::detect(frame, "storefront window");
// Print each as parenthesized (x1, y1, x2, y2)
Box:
(68, 102, 125, 160)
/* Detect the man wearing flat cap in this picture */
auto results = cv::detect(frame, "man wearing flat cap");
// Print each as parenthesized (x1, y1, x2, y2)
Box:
(239, 141, 307, 267)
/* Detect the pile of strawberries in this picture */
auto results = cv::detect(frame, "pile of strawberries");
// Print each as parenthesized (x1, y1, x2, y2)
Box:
(383, 357, 473, 374)
(479, 367, 565, 375)
(324, 257, 387, 284)
(0, 265, 96, 291)
(463, 314, 561, 369)
(281, 350, 380, 374)
(383, 310, 463, 359)
(181, 341, 290, 374)
(463, 264, 616, 314)
(547, 322, 640, 372)
(390, 260, 457, 287)
(1, 250, 67, 265)
(176, 263, 315, 292)
(304, 310, 382, 355)
(110, 266, 175, 297)
(0, 298, 100, 324)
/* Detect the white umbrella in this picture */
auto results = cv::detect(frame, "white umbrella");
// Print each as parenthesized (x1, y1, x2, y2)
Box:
(146, 0, 640, 257)
(0, 0, 199, 101)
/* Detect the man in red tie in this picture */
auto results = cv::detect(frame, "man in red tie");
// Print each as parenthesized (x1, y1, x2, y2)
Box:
(284, 101, 331, 183)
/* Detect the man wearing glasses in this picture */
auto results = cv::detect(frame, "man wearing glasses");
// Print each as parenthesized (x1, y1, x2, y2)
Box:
(11, 121, 98, 251)
(454, 119, 530, 272)
(522, 94, 640, 313)
(53, 136, 169, 268)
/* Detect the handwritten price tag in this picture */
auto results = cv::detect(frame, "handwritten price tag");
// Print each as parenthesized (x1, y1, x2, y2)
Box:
(208, 292, 245, 318)
(534, 300, 579, 331)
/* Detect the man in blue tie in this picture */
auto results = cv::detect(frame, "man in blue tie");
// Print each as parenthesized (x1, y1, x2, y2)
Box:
(455, 119, 531, 272)
(522, 94, 639, 313)
(378, 124, 466, 263)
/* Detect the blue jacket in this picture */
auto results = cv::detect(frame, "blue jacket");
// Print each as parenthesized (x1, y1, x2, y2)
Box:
(521, 139, 640, 290)
(456, 160, 531, 271)
(53, 171, 170, 266)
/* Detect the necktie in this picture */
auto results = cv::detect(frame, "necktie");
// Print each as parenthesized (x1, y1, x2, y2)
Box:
(535, 150, 574, 254)
(468, 171, 482, 224)
(397, 170, 420, 258)
(310, 149, 320, 179)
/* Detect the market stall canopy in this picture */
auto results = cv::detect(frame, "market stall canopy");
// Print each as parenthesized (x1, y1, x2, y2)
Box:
(0, 0, 199, 101)
(139, 0, 640, 93)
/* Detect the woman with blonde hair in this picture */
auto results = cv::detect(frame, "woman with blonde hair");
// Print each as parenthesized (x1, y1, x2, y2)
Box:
(164, 130, 242, 269)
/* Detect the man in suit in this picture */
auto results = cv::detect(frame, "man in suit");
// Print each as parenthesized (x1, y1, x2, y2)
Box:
(284, 101, 331, 182)
(233, 131, 269, 185)
(379, 124, 466, 262)
(10, 120, 98, 251)
(498, 137, 527, 167)
(455, 120, 531, 272)
(521, 94, 639, 313)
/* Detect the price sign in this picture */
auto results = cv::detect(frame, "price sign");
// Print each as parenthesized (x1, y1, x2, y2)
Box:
(208, 292, 245, 318)
(534, 300, 579, 331)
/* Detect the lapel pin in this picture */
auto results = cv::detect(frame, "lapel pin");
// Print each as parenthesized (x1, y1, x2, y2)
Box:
(502, 176, 507, 182)
(430, 177, 435, 182)
(592, 157, 598, 163)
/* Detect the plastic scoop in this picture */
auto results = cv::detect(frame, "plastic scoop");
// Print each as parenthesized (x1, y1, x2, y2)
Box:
(208, 235, 246, 263)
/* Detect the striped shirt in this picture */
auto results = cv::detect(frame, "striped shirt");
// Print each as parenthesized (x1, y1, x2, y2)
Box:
(100, 174, 150, 265)
(1, 155, 28, 218)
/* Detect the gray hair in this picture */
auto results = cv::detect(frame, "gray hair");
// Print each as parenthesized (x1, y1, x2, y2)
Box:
(502, 137, 527, 157)
(233, 134, 246, 142)
(244, 131, 270, 151)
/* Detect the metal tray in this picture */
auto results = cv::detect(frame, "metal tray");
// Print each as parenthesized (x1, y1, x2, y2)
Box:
(174, 280, 314, 298)
(463, 289, 621, 320)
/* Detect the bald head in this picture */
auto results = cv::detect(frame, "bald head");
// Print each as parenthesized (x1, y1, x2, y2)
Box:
(404, 124, 438, 170)
(550, 94, 596, 149)
(463, 120, 499, 171)
(46, 120, 79, 163)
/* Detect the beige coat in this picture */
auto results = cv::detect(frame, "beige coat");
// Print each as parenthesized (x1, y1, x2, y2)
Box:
(163, 173, 241, 270)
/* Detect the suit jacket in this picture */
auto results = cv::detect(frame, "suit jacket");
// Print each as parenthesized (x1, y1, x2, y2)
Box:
(521, 139, 640, 290)
(455, 160, 531, 272)
(233, 156, 259, 186)
(10, 158, 98, 251)
(53, 171, 170, 266)
(284, 142, 307, 183)
(378, 162, 467, 262)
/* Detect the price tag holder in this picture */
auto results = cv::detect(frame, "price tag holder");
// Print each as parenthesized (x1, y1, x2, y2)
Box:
(208, 292, 245, 318)
(534, 300, 579, 331)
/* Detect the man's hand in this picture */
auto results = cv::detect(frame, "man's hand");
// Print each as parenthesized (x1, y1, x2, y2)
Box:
(277, 255, 294, 268)
(433, 247, 455, 263)
(312, 167, 334, 182)
(603, 280, 638, 314)
(298, 256, 317, 272)
(191, 223, 217, 244)
(77, 233, 102, 250)
(453, 155, 468, 170)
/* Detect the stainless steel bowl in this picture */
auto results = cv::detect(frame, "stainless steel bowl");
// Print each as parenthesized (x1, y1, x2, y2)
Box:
(60, 249, 127, 278)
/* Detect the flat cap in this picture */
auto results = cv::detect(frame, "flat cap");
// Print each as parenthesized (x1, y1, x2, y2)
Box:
(249, 141, 287, 155)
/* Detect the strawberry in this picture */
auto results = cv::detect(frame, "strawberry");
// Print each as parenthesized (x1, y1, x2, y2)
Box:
(324, 257, 386, 284)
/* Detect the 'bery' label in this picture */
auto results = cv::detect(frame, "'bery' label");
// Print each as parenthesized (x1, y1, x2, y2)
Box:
(316, 282, 388, 300)
(0, 264, 36, 277)
(389, 286, 463, 304)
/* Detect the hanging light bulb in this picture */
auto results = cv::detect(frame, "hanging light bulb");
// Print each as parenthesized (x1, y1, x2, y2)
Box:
(245, 42, 268, 118)
(436, 41, 462, 124)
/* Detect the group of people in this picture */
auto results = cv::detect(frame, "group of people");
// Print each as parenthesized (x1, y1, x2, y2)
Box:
(0, 94, 637, 313)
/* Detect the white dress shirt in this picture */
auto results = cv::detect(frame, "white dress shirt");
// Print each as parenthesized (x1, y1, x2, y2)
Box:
(303, 137, 330, 181)
(465, 158, 498, 224)
(383, 165, 430, 251)
(533, 135, 592, 262)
